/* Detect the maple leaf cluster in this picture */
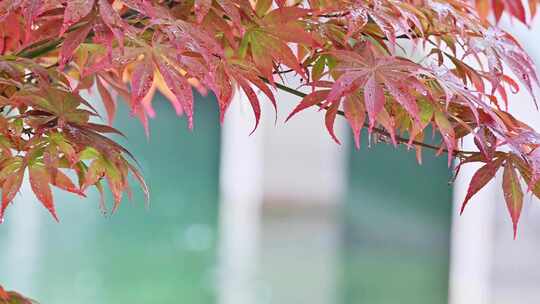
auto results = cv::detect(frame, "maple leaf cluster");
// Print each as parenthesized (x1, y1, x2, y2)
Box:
(0, 0, 539, 239)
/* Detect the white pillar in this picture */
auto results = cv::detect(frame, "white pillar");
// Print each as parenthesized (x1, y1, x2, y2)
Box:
(218, 93, 264, 304)
(217, 76, 347, 304)
(448, 136, 497, 304)
(258, 77, 347, 304)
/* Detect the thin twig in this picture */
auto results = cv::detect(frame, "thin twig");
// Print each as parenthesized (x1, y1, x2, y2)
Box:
(273, 68, 301, 75)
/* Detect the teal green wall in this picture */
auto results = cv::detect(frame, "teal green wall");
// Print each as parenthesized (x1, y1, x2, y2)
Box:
(0, 93, 221, 303)
(342, 131, 452, 304)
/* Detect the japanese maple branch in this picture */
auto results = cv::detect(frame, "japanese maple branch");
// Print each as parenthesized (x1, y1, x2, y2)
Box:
(269, 80, 475, 157)
(11, 20, 476, 158)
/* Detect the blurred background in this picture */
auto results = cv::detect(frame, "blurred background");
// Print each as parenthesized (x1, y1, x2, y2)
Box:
(1, 16, 540, 304)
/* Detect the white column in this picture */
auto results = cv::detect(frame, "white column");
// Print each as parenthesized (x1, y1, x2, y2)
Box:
(218, 93, 264, 304)
(448, 136, 497, 304)
(258, 77, 347, 304)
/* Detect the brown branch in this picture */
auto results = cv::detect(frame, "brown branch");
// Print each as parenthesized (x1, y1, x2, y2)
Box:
(273, 68, 301, 75)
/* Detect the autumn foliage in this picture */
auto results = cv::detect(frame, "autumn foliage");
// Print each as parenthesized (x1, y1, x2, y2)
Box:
(0, 0, 539, 245)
